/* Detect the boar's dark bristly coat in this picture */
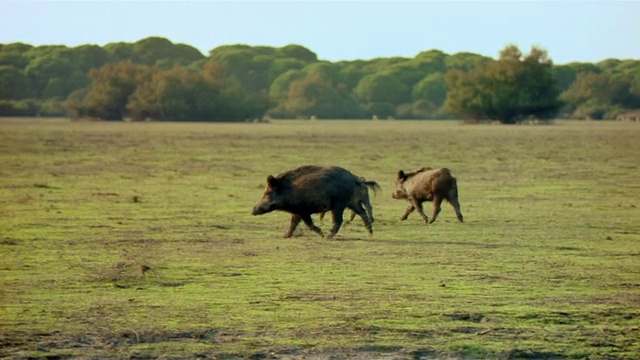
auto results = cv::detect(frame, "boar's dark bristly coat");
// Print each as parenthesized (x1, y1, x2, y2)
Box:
(252, 165, 380, 238)
(318, 176, 381, 224)
(392, 167, 464, 224)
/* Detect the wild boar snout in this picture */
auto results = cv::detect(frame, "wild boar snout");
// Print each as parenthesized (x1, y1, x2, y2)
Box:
(251, 196, 278, 215)
(392, 190, 407, 199)
(392, 183, 408, 199)
(252, 203, 274, 215)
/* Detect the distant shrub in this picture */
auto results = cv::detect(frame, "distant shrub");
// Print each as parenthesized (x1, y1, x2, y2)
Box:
(0, 99, 38, 116)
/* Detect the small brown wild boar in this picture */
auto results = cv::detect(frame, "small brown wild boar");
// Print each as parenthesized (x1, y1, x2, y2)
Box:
(392, 167, 464, 224)
(252, 165, 380, 238)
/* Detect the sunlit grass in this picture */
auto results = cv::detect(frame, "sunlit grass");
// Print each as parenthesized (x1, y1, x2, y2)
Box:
(1, 118, 639, 358)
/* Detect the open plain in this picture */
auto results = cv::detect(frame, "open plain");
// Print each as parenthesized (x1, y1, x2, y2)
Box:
(1, 118, 639, 359)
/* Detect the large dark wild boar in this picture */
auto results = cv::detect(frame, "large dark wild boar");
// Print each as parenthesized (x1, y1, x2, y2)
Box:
(392, 167, 464, 224)
(252, 165, 380, 238)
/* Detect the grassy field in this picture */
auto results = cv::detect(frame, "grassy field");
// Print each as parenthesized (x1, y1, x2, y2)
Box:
(0, 118, 639, 359)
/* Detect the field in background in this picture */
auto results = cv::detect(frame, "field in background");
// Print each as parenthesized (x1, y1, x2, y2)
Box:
(1, 118, 639, 359)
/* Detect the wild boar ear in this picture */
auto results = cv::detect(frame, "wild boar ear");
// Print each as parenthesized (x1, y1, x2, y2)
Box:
(397, 170, 406, 180)
(266, 175, 280, 188)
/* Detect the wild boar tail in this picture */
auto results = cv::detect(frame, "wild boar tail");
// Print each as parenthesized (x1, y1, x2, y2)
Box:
(362, 180, 382, 196)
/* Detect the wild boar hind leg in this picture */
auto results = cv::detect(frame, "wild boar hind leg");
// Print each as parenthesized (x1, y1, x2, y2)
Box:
(327, 207, 347, 239)
(450, 198, 464, 222)
(429, 197, 443, 224)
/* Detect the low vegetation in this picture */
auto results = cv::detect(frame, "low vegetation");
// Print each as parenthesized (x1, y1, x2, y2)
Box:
(1, 118, 638, 359)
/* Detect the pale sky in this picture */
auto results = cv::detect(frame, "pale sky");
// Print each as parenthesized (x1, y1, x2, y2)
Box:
(1, 1, 638, 64)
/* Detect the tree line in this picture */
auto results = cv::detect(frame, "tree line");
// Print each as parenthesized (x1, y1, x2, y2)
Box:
(1, 36, 639, 123)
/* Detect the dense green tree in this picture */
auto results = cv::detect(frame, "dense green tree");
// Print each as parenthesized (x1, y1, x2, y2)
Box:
(1, 39, 638, 121)
(63, 87, 89, 118)
(603, 60, 640, 105)
(338, 60, 368, 89)
(412, 50, 447, 75)
(361, 56, 408, 74)
(349, 52, 449, 118)
(280, 74, 361, 118)
(380, 63, 427, 92)
(0, 48, 31, 68)
(130, 37, 204, 67)
(0, 99, 38, 116)
(412, 72, 448, 105)
(125, 66, 163, 120)
(445, 52, 490, 71)
(68, 60, 141, 120)
(560, 71, 637, 119)
(209, 45, 264, 90)
(407, 72, 449, 118)
(104, 42, 134, 62)
(302, 62, 342, 84)
(38, 98, 67, 116)
(1, 42, 33, 54)
(268, 59, 340, 112)
(354, 72, 408, 106)
(597, 59, 623, 72)
(0, 53, 26, 69)
(209, 44, 317, 93)
(72, 45, 110, 71)
(144, 66, 195, 120)
(629, 69, 640, 101)
(24, 49, 72, 98)
(128, 61, 270, 121)
(0, 66, 31, 99)
(268, 57, 307, 83)
(277, 44, 318, 62)
(446, 45, 560, 123)
(20, 45, 109, 100)
(553, 62, 601, 93)
(269, 69, 305, 103)
(553, 65, 579, 93)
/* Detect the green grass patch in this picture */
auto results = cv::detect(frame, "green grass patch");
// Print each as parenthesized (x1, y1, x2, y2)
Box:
(1, 118, 639, 358)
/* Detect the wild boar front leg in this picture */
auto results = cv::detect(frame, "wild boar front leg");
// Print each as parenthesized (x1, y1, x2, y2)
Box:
(284, 214, 303, 238)
(413, 199, 430, 223)
(401, 204, 415, 220)
(301, 214, 324, 238)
